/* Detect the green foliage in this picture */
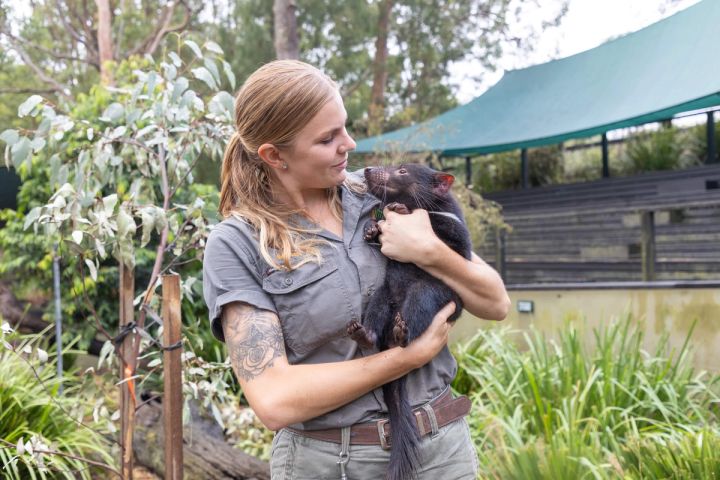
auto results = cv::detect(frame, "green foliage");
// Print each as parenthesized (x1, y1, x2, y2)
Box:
(451, 315, 720, 479)
(0, 328, 115, 479)
(471, 145, 563, 193)
(625, 126, 684, 173)
(686, 119, 720, 165)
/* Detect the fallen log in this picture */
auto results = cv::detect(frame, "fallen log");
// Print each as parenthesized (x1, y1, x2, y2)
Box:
(0, 280, 48, 333)
(134, 400, 271, 480)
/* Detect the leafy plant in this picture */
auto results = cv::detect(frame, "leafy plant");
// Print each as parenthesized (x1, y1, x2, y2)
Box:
(0, 324, 116, 479)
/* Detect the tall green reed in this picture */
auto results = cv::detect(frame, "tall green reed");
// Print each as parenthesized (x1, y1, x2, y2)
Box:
(452, 314, 720, 479)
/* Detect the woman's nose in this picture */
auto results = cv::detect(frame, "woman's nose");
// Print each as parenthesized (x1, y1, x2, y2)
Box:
(343, 134, 357, 153)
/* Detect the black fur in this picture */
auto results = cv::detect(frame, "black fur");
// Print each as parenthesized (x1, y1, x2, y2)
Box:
(349, 164, 472, 480)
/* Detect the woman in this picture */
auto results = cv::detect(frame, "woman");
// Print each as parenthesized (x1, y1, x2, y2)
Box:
(203, 60, 510, 479)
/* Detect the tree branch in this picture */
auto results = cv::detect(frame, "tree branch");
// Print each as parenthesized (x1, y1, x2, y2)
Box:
(4, 36, 72, 101)
(0, 87, 58, 95)
(126, 0, 193, 58)
(54, 0, 96, 58)
(0, 31, 92, 65)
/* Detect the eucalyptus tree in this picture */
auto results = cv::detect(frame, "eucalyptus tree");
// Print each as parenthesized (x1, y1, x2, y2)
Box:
(1, 39, 237, 475)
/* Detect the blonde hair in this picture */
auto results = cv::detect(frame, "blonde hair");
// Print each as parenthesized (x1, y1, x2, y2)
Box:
(219, 60, 348, 270)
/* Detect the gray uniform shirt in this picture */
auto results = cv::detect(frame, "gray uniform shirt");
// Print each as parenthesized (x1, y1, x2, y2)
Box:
(202, 170, 457, 430)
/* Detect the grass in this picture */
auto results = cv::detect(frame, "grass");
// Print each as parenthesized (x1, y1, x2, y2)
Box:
(452, 314, 720, 479)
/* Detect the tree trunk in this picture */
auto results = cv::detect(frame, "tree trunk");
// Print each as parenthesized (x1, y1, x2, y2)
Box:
(273, 0, 299, 60)
(95, 0, 114, 85)
(367, 0, 393, 137)
(134, 401, 271, 480)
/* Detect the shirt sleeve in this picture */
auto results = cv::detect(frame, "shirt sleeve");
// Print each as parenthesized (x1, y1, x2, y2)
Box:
(202, 223, 277, 342)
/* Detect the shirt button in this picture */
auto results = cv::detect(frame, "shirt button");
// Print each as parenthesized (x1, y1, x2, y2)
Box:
(284, 277, 293, 286)
(367, 287, 374, 296)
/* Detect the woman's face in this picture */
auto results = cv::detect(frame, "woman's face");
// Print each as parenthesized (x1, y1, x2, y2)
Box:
(281, 92, 356, 191)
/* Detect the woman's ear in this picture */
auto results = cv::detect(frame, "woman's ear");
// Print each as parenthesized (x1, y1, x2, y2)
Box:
(257, 143, 286, 171)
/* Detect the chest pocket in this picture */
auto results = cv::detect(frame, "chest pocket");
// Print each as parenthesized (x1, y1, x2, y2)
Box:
(263, 258, 348, 357)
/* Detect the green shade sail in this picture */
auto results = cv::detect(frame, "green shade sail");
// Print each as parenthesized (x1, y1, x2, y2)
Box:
(353, 0, 720, 157)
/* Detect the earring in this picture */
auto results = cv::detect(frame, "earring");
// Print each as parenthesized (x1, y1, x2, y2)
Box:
(282, 162, 288, 170)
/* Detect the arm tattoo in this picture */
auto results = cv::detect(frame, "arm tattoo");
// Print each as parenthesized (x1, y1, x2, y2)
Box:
(223, 304, 286, 382)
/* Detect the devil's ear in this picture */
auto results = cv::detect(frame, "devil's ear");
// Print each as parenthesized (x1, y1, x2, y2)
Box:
(433, 172, 455, 194)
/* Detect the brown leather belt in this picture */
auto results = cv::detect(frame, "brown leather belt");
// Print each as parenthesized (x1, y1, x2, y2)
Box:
(286, 390, 471, 450)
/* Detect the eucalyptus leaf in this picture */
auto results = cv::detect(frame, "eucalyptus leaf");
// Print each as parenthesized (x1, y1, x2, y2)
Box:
(23, 207, 41, 230)
(222, 61, 236, 90)
(191, 67, 217, 90)
(0, 129, 19, 145)
(163, 62, 177, 81)
(171, 77, 189, 103)
(204, 41, 224, 56)
(18, 95, 43, 117)
(85, 258, 98, 281)
(110, 126, 127, 139)
(30, 137, 46, 152)
(100, 103, 124, 123)
(71, 230, 83, 245)
(37, 117, 52, 136)
(203, 58, 221, 87)
(11, 137, 30, 169)
(96, 238, 107, 258)
(140, 208, 155, 247)
(184, 40, 203, 59)
(117, 207, 137, 238)
(103, 194, 118, 216)
(168, 51, 182, 67)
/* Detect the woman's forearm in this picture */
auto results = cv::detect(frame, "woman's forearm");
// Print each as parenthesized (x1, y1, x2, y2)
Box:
(247, 346, 414, 430)
(223, 301, 456, 431)
(416, 239, 510, 320)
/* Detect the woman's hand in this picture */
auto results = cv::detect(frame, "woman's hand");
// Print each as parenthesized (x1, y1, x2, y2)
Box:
(403, 301, 456, 368)
(378, 206, 441, 263)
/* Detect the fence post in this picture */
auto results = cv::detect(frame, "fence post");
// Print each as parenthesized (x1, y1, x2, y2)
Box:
(465, 156, 472, 187)
(495, 227, 507, 281)
(162, 274, 183, 480)
(641, 211, 656, 281)
(601, 133, 610, 178)
(119, 263, 136, 479)
(707, 111, 717, 164)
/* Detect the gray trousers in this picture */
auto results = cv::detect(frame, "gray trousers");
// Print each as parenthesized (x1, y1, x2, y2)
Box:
(270, 417, 479, 480)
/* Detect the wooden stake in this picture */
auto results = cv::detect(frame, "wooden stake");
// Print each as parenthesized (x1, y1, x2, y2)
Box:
(162, 274, 183, 479)
(119, 262, 136, 479)
(641, 210, 656, 281)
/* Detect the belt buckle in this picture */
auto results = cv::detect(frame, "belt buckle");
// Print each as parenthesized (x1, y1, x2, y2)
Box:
(376, 419, 391, 450)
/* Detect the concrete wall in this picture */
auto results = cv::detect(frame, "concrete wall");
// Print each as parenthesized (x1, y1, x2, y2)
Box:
(450, 288, 720, 372)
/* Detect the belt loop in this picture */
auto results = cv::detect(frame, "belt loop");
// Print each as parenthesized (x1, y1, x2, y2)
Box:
(337, 426, 351, 480)
(421, 404, 440, 438)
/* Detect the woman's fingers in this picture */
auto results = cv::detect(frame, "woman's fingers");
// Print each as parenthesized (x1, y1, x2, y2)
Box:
(435, 301, 457, 322)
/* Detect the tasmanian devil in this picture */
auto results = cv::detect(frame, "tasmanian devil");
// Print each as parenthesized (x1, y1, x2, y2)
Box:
(347, 163, 473, 480)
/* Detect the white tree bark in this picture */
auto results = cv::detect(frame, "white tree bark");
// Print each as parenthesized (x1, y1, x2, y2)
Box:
(95, 0, 114, 85)
(273, 0, 300, 60)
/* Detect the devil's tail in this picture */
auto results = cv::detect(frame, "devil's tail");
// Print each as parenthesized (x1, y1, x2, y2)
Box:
(383, 377, 420, 480)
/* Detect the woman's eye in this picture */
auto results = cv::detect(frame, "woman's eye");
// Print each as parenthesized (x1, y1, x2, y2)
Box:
(320, 136, 334, 144)
(398, 168, 407, 174)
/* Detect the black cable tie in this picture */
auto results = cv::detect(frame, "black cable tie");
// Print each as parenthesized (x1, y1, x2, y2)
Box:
(161, 341, 183, 351)
(112, 321, 137, 345)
